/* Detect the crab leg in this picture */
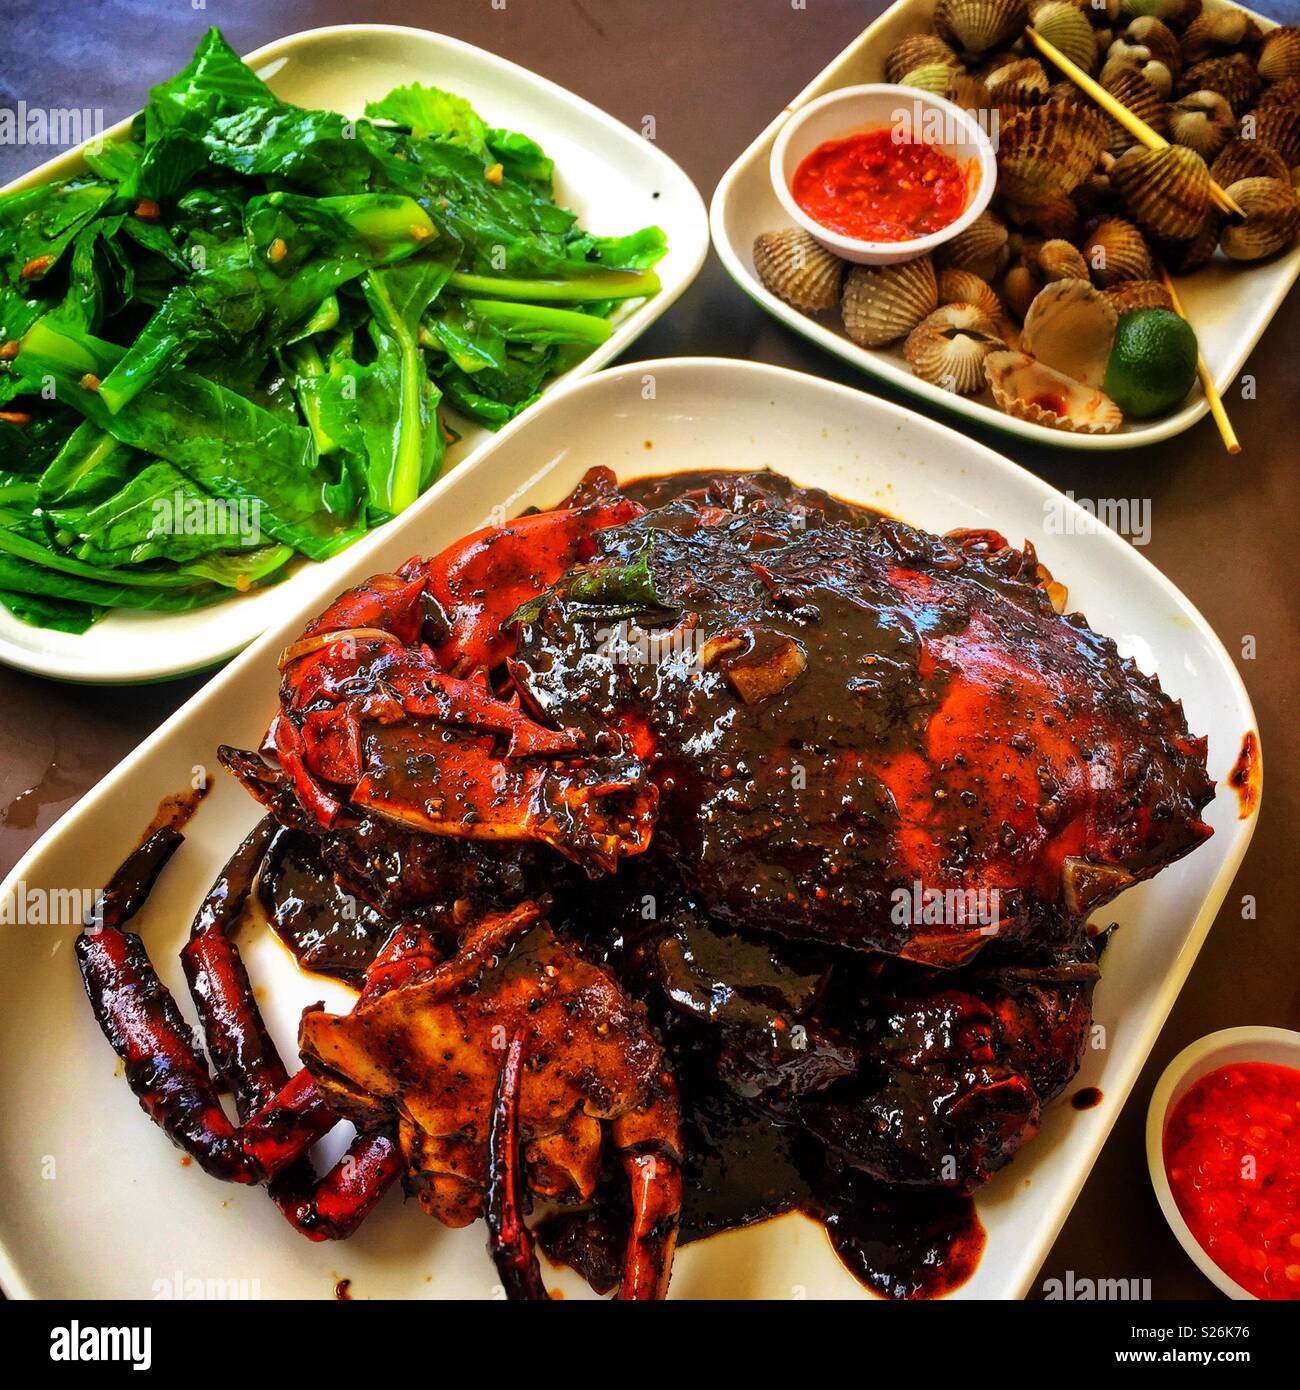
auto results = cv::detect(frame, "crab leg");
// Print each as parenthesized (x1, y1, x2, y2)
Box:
(486, 1033, 549, 1300)
(269, 1131, 404, 1242)
(180, 818, 288, 1119)
(612, 1073, 683, 1301)
(75, 828, 257, 1184)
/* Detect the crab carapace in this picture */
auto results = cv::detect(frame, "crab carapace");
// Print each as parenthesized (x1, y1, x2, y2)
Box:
(77, 466, 1215, 1299)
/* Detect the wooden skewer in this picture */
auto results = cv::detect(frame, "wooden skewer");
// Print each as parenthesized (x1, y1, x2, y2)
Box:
(1157, 264, 1241, 455)
(1024, 26, 1246, 218)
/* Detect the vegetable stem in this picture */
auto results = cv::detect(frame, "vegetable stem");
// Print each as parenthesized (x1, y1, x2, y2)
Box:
(447, 267, 660, 303)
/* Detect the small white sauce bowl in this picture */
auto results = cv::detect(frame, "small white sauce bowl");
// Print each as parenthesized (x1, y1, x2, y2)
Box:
(770, 84, 997, 267)
(1146, 1026, 1300, 1301)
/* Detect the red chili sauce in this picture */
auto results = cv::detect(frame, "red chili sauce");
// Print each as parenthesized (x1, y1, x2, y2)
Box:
(1163, 1062, 1300, 1300)
(791, 127, 967, 242)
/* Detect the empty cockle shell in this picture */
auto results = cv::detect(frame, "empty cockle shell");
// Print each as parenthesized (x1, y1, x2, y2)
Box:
(997, 100, 1108, 205)
(1243, 103, 1300, 169)
(841, 255, 939, 347)
(936, 209, 1011, 279)
(903, 62, 961, 94)
(938, 267, 1006, 325)
(1211, 137, 1290, 188)
(1020, 278, 1118, 387)
(986, 57, 1051, 104)
(1177, 52, 1260, 115)
(1103, 278, 1175, 313)
(1002, 261, 1044, 321)
(904, 302, 1006, 394)
(935, 0, 1030, 57)
(1219, 177, 1300, 261)
(985, 349, 1124, 432)
(1179, 10, 1261, 66)
(1036, 238, 1091, 282)
(885, 32, 964, 84)
(753, 229, 845, 312)
(1081, 216, 1154, 286)
(1111, 143, 1210, 239)
(1257, 26, 1300, 86)
(1255, 76, 1300, 111)
(1035, 1, 1101, 73)
(1168, 90, 1236, 160)
(1100, 63, 1170, 154)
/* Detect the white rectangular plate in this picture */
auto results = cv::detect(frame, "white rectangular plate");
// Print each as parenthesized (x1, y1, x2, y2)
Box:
(0, 358, 1258, 1299)
(0, 24, 707, 683)
(710, 0, 1298, 451)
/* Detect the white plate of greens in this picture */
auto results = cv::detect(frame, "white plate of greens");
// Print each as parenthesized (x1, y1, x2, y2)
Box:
(0, 25, 707, 683)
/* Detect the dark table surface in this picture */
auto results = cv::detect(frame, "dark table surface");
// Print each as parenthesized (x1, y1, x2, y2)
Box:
(0, 0, 1296, 1300)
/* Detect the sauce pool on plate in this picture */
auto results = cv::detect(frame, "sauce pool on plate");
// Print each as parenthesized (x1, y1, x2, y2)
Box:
(792, 127, 968, 242)
(1163, 1061, 1300, 1300)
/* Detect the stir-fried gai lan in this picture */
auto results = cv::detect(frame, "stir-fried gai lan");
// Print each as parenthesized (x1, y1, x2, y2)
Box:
(0, 29, 664, 633)
(77, 468, 1215, 1298)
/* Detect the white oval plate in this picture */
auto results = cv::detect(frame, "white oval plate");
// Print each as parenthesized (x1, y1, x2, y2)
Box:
(709, 0, 1299, 451)
(0, 358, 1259, 1299)
(0, 24, 707, 684)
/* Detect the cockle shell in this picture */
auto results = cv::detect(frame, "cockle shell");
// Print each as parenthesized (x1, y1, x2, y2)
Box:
(937, 267, 1006, 325)
(1168, 90, 1236, 161)
(1154, 207, 1224, 270)
(753, 229, 845, 312)
(1036, 238, 1091, 281)
(1258, 27, 1300, 86)
(1255, 76, 1300, 112)
(1103, 278, 1175, 313)
(903, 62, 961, 94)
(1119, 0, 1200, 31)
(986, 57, 1051, 105)
(997, 100, 1108, 204)
(1243, 103, 1300, 169)
(1111, 16, 1182, 75)
(1211, 137, 1289, 187)
(1081, 216, 1154, 285)
(1020, 278, 1118, 387)
(841, 255, 938, 347)
(936, 210, 1011, 279)
(1100, 63, 1170, 154)
(1219, 177, 1300, 260)
(935, 0, 1030, 56)
(1100, 51, 1173, 98)
(1179, 10, 1261, 66)
(985, 349, 1124, 431)
(1002, 261, 1044, 321)
(885, 33, 963, 85)
(1111, 143, 1210, 238)
(945, 73, 994, 111)
(1035, 1, 1101, 73)
(904, 303, 1006, 393)
(1178, 52, 1260, 115)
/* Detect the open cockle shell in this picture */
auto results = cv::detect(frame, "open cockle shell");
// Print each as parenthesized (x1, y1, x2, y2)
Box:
(1219, 177, 1300, 261)
(753, 229, 845, 312)
(1020, 278, 1118, 387)
(1179, 9, 1261, 66)
(904, 302, 1007, 394)
(841, 255, 939, 347)
(997, 100, 1108, 206)
(985, 349, 1124, 432)
(935, 0, 1029, 56)
(1169, 89, 1236, 160)
(986, 57, 1051, 104)
(1111, 143, 1211, 239)
(1081, 215, 1154, 286)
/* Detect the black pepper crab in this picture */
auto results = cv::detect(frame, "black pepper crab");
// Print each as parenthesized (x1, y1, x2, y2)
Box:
(77, 467, 1214, 1299)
